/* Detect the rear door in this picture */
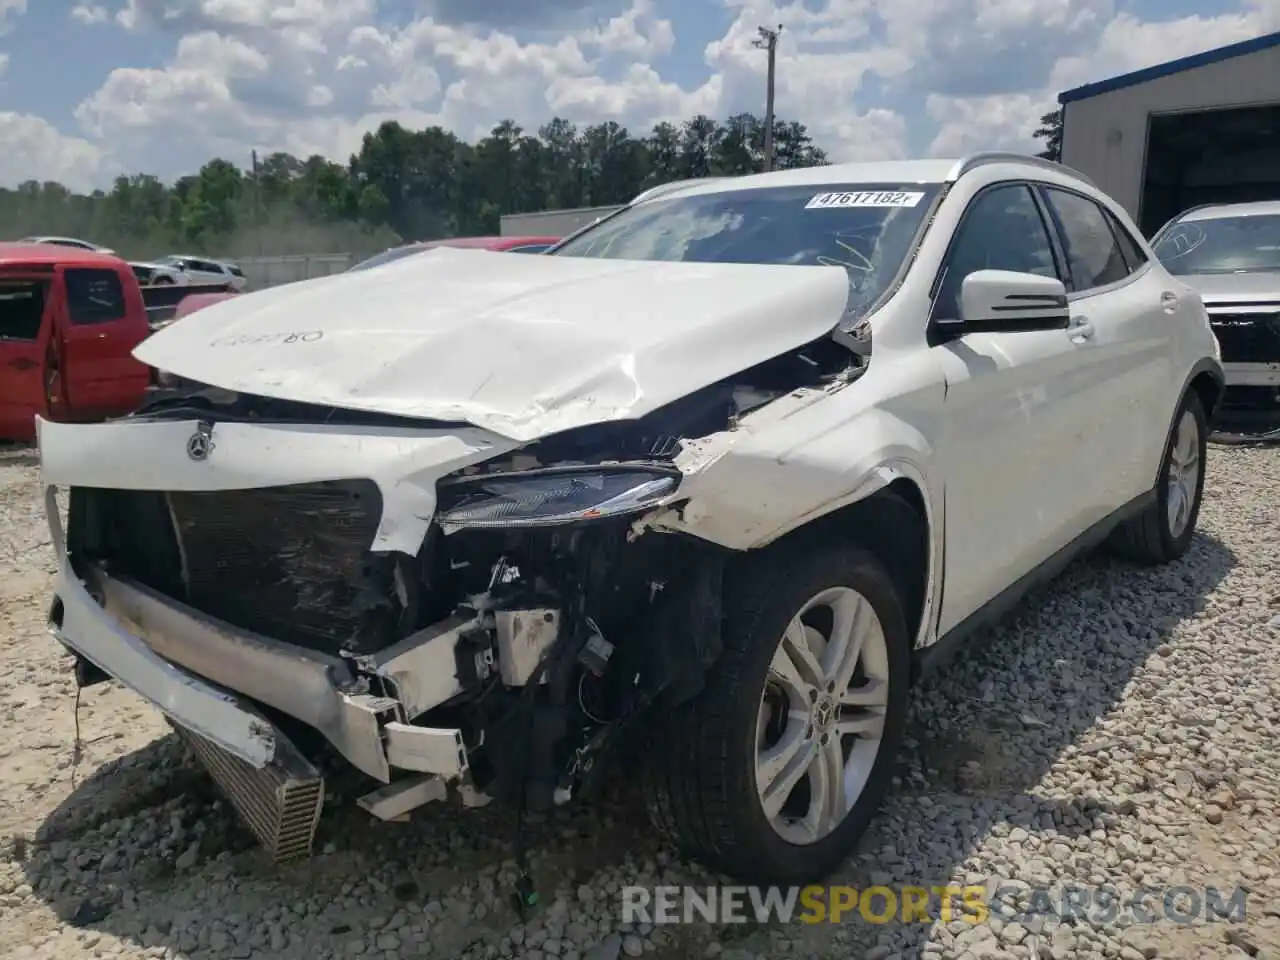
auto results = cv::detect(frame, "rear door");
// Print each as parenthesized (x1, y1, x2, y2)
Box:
(187, 258, 228, 285)
(0, 271, 56, 441)
(1034, 185, 1173, 513)
(57, 265, 151, 418)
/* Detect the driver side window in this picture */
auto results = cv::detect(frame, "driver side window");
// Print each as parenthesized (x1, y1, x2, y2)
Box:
(933, 184, 1059, 321)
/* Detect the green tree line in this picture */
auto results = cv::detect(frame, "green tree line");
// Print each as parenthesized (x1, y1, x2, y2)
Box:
(0, 113, 828, 261)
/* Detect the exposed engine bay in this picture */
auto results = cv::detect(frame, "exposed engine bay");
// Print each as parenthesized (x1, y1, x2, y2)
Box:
(56, 329, 870, 891)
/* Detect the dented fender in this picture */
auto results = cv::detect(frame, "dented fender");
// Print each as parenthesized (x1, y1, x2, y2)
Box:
(641, 358, 947, 648)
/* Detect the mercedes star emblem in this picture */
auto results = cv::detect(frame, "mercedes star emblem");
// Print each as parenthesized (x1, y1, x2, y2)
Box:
(186, 423, 214, 461)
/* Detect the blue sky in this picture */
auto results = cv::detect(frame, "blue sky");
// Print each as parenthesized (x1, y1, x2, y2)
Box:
(0, 0, 1275, 191)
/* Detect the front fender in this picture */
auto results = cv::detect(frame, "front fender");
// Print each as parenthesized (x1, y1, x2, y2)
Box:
(650, 396, 941, 552)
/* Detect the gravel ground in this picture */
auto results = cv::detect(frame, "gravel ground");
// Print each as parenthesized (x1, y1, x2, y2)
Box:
(1, 441, 1279, 960)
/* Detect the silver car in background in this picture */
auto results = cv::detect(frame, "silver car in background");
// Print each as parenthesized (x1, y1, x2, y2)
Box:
(1152, 201, 1280, 399)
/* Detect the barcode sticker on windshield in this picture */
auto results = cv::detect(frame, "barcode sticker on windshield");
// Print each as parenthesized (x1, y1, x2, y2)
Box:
(805, 191, 924, 209)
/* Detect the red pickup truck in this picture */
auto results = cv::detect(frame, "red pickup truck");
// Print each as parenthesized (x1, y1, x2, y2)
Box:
(0, 244, 233, 442)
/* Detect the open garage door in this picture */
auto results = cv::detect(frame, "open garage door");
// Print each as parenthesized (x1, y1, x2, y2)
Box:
(1140, 104, 1280, 236)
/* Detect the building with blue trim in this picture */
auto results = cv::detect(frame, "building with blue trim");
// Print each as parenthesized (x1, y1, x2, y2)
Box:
(1058, 31, 1280, 235)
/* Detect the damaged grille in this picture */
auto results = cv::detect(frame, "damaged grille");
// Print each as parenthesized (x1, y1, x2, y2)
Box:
(1206, 303, 1280, 364)
(71, 480, 398, 655)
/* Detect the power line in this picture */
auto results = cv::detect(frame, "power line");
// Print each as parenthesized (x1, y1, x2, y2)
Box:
(752, 24, 782, 172)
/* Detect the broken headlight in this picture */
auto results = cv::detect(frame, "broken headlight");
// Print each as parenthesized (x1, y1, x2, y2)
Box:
(437, 465, 680, 532)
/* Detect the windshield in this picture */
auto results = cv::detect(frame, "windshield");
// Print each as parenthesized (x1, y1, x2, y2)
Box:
(1153, 214, 1280, 275)
(348, 245, 428, 272)
(549, 183, 942, 314)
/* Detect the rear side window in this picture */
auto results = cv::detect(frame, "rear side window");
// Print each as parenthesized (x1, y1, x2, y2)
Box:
(65, 268, 127, 325)
(1040, 188, 1130, 291)
(0, 281, 48, 340)
(1105, 209, 1149, 271)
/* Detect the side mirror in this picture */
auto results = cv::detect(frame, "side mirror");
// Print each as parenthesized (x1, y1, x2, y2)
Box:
(952, 269, 1069, 334)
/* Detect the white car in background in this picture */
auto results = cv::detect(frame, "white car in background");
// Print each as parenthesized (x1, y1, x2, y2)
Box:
(20, 235, 116, 255)
(128, 260, 189, 286)
(19, 235, 189, 287)
(157, 254, 248, 290)
(37, 154, 1223, 887)
(1150, 200, 1280, 392)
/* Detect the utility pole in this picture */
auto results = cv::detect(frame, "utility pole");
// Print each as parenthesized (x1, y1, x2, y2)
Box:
(753, 24, 782, 172)
(251, 149, 264, 257)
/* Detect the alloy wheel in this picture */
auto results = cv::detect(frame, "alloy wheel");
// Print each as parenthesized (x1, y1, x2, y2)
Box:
(755, 586, 890, 845)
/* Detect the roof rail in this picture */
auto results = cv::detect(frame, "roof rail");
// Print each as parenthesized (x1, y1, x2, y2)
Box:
(950, 152, 1098, 189)
(630, 176, 730, 205)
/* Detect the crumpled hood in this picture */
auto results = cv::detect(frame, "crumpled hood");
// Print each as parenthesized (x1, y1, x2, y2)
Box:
(1176, 271, 1280, 303)
(134, 247, 853, 442)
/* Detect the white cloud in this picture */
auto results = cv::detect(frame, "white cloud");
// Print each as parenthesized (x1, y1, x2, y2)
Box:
(0, 0, 26, 33)
(0, 113, 105, 191)
(0, 0, 1268, 189)
(71, 4, 109, 24)
(927, 0, 1280, 161)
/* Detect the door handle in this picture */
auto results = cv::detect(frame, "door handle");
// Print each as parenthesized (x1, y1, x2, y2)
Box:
(1067, 316, 1094, 342)
(1161, 291, 1179, 312)
(8, 357, 37, 371)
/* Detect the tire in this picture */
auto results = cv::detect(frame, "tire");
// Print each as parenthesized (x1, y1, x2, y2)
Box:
(154, 276, 174, 285)
(641, 542, 911, 886)
(1109, 389, 1207, 564)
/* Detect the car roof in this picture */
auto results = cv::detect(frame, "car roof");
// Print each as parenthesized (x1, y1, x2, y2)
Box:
(630, 154, 1094, 202)
(1179, 200, 1280, 221)
(0, 243, 124, 267)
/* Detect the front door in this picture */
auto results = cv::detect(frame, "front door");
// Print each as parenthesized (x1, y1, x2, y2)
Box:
(931, 182, 1120, 634)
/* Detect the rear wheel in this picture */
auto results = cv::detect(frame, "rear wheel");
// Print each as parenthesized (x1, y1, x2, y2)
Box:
(154, 276, 174, 285)
(642, 542, 911, 885)
(1109, 390, 1207, 564)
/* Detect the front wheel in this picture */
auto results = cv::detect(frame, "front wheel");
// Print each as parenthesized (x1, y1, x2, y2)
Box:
(642, 543, 911, 885)
(1109, 389, 1207, 564)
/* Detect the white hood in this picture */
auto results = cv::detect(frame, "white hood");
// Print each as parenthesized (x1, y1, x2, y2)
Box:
(134, 247, 853, 442)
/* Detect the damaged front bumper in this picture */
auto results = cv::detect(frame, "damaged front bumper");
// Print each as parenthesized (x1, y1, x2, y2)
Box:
(45, 513, 469, 785)
(37, 415, 531, 836)
(37, 406, 735, 861)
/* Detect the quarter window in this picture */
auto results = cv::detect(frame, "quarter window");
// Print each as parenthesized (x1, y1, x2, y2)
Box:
(934, 184, 1059, 320)
(1040, 188, 1130, 290)
(0, 281, 48, 340)
(65, 268, 127, 325)
(1105, 209, 1149, 271)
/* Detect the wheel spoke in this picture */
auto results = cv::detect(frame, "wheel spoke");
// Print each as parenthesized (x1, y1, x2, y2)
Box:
(835, 709, 885, 739)
(758, 724, 817, 820)
(797, 737, 847, 842)
(769, 618, 822, 705)
(822, 591, 869, 693)
(839, 677, 888, 708)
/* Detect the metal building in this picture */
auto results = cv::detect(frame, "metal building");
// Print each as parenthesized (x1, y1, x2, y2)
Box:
(1059, 30, 1280, 235)
(499, 204, 623, 238)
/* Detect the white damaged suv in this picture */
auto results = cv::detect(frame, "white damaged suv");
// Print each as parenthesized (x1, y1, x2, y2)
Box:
(38, 154, 1223, 887)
